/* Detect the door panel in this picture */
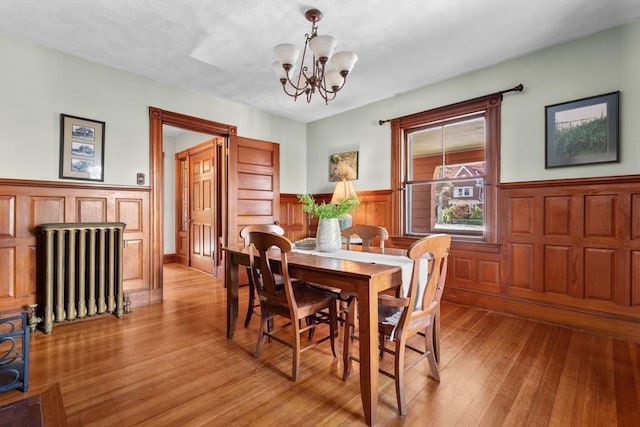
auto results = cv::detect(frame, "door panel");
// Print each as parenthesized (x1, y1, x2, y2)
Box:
(175, 154, 189, 266)
(227, 136, 280, 247)
(189, 145, 215, 274)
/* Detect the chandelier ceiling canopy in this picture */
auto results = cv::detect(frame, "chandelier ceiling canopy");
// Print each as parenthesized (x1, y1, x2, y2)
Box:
(272, 9, 358, 104)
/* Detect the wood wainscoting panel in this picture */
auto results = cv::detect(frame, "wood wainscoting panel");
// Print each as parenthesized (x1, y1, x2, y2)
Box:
(543, 245, 572, 295)
(583, 247, 618, 303)
(123, 239, 144, 286)
(441, 241, 502, 294)
(117, 198, 143, 232)
(633, 194, 640, 240)
(301, 190, 393, 238)
(491, 176, 640, 341)
(0, 247, 16, 298)
(29, 196, 65, 233)
(116, 196, 149, 299)
(509, 243, 534, 290)
(452, 256, 473, 282)
(269, 181, 640, 341)
(544, 196, 571, 235)
(76, 197, 107, 223)
(0, 179, 151, 313)
(352, 190, 392, 230)
(584, 194, 617, 238)
(632, 250, 640, 307)
(0, 195, 16, 237)
(279, 194, 307, 242)
(478, 259, 500, 287)
(28, 245, 37, 298)
(509, 197, 535, 235)
(177, 233, 189, 261)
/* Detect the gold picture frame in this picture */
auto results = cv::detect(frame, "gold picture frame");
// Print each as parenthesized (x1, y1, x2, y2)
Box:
(329, 150, 358, 182)
(59, 114, 105, 181)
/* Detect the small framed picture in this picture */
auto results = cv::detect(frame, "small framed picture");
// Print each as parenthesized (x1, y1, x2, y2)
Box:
(329, 150, 358, 182)
(59, 114, 105, 181)
(545, 92, 619, 168)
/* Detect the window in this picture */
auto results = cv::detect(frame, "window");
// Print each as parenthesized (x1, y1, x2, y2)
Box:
(453, 186, 474, 198)
(391, 94, 501, 242)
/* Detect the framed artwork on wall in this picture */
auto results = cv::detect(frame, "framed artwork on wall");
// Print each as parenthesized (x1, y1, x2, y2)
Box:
(329, 150, 358, 182)
(59, 114, 105, 181)
(545, 91, 619, 168)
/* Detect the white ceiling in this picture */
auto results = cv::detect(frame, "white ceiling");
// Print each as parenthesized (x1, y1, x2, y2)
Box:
(1, 0, 639, 123)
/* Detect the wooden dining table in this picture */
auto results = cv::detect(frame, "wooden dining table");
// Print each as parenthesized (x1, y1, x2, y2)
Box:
(223, 244, 406, 426)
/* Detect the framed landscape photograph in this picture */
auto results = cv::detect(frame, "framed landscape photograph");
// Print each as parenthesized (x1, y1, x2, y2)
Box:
(59, 114, 105, 181)
(545, 91, 619, 168)
(329, 150, 359, 182)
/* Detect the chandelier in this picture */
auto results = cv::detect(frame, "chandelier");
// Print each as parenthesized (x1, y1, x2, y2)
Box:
(272, 9, 357, 104)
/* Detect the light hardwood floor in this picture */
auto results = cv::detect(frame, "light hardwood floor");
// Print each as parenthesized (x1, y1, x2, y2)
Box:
(1, 263, 639, 426)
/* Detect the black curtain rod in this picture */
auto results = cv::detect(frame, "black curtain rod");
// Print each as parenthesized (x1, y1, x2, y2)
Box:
(378, 83, 524, 126)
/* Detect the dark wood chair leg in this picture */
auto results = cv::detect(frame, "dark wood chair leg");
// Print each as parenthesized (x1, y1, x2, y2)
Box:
(244, 272, 256, 328)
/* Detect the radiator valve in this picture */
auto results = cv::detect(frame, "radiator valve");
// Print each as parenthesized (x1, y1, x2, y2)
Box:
(27, 303, 42, 333)
(124, 296, 132, 313)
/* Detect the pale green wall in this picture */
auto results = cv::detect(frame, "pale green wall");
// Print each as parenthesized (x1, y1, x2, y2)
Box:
(2, 21, 638, 204)
(307, 21, 640, 194)
(0, 33, 307, 194)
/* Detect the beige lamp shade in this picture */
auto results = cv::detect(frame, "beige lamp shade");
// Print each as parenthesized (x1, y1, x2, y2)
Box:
(331, 179, 357, 204)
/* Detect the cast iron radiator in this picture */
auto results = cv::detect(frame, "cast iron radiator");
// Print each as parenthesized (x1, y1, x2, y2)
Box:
(39, 222, 126, 334)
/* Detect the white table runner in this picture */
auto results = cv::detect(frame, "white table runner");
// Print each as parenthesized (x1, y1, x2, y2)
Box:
(292, 248, 428, 308)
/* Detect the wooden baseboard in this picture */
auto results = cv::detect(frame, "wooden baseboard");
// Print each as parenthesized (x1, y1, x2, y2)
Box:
(125, 289, 163, 308)
(443, 287, 640, 342)
(163, 254, 177, 264)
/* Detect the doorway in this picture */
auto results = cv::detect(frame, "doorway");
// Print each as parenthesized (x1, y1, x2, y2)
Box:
(149, 107, 236, 297)
(149, 107, 281, 302)
(171, 136, 225, 275)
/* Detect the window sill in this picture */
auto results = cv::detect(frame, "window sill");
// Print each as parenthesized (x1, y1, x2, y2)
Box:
(390, 235, 501, 254)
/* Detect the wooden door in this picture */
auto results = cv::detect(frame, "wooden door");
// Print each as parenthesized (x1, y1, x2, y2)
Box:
(227, 136, 280, 247)
(189, 143, 216, 274)
(174, 151, 189, 266)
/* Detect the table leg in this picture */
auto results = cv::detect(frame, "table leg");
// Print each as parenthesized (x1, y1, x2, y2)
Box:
(358, 284, 378, 426)
(226, 254, 239, 339)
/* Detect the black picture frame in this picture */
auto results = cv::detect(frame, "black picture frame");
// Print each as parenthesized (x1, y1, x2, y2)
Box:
(545, 91, 619, 168)
(59, 114, 105, 181)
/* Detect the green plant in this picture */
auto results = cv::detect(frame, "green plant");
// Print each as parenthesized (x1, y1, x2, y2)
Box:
(470, 206, 483, 220)
(297, 193, 359, 219)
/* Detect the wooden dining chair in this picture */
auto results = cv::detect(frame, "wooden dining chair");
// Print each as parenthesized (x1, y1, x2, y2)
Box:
(341, 224, 389, 251)
(342, 233, 451, 415)
(240, 224, 285, 327)
(311, 225, 390, 330)
(248, 231, 338, 382)
(338, 224, 390, 325)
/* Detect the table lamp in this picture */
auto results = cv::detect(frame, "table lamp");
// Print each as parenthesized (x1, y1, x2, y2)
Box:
(331, 179, 358, 231)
